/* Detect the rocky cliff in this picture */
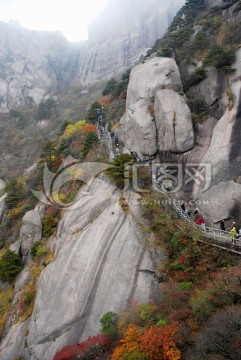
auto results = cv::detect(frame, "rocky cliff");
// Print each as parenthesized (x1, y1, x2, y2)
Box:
(76, 0, 185, 84)
(117, 56, 194, 159)
(0, 175, 161, 359)
(0, 21, 79, 110)
(116, 0, 241, 227)
(0, 0, 184, 111)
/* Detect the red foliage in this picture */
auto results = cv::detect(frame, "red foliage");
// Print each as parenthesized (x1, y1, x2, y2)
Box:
(45, 207, 60, 216)
(174, 270, 191, 282)
(161, 282, 188, 312)
(177, 254, 187, 264)
(54, 334, 112, 360)
(140, 323, 181, 360)
(82, 124, 96, 133)
(112, 323, 181, 360)
(168, 309, 192, 324)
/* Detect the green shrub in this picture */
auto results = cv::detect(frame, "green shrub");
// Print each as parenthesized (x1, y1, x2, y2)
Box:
(86, 101, 102, 123)
(193, 30, 209, 51)
(43, 214, 57, 237)
(187, 93, 208, 122)
(36, 247, 48, 257)
(80, 132, 99, 159)
(0, 250, 23, 282)
(102, 78, 118, 96)
(30, 241, 41, 259)
(5, 180, 24, 209)
(157, 318, 169, 326)
(178, 282, 193, 291)
(105, 154, 134, 188)
(190, 290, 214, 321)
(203, 44, 236, 70)
(157, 47, 173, 57)
(100, 311, 116, 335)
(23, 291, 35, 304)
(139, 304, 164, 326)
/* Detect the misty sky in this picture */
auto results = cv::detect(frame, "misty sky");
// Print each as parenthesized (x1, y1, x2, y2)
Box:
(0, 0, 109, 42)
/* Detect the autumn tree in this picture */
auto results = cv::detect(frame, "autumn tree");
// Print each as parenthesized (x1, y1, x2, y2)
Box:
(111, 322, 181, 360)
(54, 334, 113, 360)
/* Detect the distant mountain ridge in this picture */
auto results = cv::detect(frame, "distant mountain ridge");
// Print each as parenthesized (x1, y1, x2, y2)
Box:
(0, 0, 184, 111)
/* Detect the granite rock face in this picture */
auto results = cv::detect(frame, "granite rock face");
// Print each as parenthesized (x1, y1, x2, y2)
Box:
(179, 48, 241, 226)
(0, 175, 162, 360)
(119, 57, 194, 159)
(154, 89, 194, 153)
(0, 0, 185, 111)
(77, 0, 185, 84)
(0, 21, 79, 111)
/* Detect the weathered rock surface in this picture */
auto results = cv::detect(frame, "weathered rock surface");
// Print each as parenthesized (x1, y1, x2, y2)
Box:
(198, 181, 241, 224)
(154, 89, 194, 153)
(20, 210, 42, 256)
(178, 48, 241, 224)
(119, 57, 194, 159)
(0, 175, 161, 360)
(0, 21, 78, 110)
(76, 0, 184, 84)
(0, 0, 185, 110)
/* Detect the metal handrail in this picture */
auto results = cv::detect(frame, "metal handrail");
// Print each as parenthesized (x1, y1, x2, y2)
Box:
(153, 179, 241, 247)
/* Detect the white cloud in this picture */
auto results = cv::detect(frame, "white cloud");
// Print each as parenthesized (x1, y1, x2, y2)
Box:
(0, 0, 109, 42)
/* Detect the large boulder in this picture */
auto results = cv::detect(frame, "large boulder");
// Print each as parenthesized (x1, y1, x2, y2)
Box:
(197, 180, 241, 224)
(20, 210, 42, 256)
(120, 57, 194, 159)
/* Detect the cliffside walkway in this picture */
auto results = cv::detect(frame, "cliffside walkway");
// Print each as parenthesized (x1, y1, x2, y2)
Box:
(99, 129, 241, 255)
(156, 183, 241, 255)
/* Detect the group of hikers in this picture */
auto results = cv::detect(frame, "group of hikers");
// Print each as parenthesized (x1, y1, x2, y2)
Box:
(180, 203, 241, 244)
(97, 109, 106, 140)
(99, 128, 241, 245)
(148, 160, 241, 244)
(180, 203, 206, 230)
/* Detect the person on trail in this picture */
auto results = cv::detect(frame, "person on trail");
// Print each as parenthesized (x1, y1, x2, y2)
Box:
(196, 216, 205, 230)
(220, 219, 225, 232)
(181, 203, 185, 212)
(230, 225, 238, 244)
(238, 226, 241, 240)
(185, 206, 191, 217)
(193, 208, 201, 221)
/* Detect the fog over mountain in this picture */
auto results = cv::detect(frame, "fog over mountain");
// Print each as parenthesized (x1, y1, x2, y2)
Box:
(0, 0, 184, 110)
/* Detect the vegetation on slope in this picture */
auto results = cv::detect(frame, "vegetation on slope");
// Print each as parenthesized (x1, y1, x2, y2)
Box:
(1, 0, 241, 356)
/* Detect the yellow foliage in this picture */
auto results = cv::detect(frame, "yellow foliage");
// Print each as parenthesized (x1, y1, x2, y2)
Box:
(0, 286, 14, 338)
(7, 207, 22, 219)
(59, 120, 86, 140)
